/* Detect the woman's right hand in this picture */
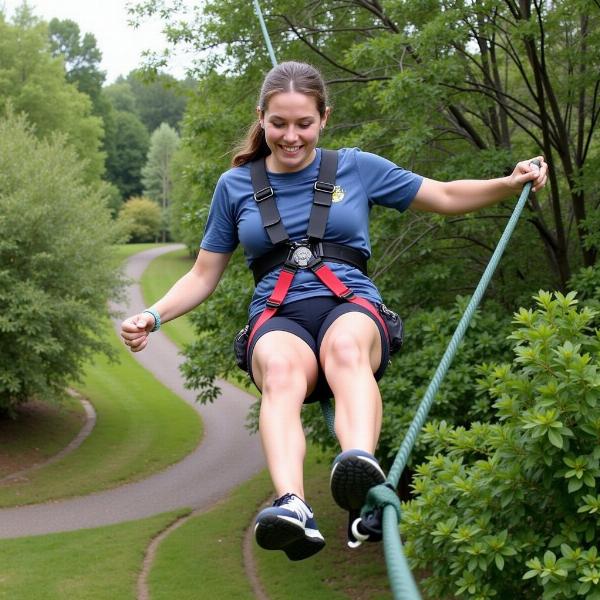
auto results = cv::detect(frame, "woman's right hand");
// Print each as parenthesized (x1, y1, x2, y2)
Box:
(120, 312, 155, 353)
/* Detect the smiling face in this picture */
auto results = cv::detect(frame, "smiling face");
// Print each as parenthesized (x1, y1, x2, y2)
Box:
(259, 91, 329, 173)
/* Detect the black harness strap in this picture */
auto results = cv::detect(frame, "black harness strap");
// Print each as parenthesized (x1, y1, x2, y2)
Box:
(307, 149, 337, 240)
(250, 159, 288, 245)
(251, 241, 367, 284)
(250, 150, 368, 283)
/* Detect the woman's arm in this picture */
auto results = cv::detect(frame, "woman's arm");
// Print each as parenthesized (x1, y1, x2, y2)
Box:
(411, 157, 548, 215)
(121, 249, 232, 352)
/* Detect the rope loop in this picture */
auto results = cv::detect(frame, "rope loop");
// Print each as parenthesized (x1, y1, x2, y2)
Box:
(362, 482, 401, 522)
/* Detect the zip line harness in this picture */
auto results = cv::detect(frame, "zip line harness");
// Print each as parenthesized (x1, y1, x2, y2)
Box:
(240, 149, 400, 371)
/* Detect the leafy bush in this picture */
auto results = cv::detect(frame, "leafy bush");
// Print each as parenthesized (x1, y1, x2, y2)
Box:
(118, 196, 162, 242)
(401, 291, 600, 599)
(0, 113, 123, 414)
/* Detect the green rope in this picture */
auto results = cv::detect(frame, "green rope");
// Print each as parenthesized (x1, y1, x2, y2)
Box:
(253, 0, 278, 67)
(320, 399, 336, 437)
(374, 173, 537, 599)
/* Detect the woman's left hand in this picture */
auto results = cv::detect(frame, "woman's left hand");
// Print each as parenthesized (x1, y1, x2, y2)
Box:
(509, 156, 548, 193)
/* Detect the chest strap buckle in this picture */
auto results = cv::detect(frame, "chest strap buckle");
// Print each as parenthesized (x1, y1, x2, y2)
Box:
(285, 241, 321, 270)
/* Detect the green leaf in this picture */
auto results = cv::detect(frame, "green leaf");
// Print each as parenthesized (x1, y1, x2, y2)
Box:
(523, 570, 539, 580)
(569, 478, 584, 493)
(548, 428, 564, 448)
(495, 554, 505, 570)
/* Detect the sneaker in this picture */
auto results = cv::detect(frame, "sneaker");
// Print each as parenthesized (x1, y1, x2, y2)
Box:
(254, 493, 325, 561)
(330, 449, 386, 511)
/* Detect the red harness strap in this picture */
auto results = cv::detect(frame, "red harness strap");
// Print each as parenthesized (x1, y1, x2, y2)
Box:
(311, 262, 389, 339)
(246, 260, 389, 360)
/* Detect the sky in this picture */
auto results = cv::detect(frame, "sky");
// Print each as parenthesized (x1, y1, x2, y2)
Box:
(0, 0, 192, 83)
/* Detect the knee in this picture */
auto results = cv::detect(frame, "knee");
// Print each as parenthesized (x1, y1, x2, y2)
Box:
(325, 333, 364, 370)
(260, 353, 300, 394)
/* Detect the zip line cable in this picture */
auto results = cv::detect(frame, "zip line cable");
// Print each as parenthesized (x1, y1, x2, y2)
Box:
(253, 0, 278, 68)
(250, 2, 539, 596)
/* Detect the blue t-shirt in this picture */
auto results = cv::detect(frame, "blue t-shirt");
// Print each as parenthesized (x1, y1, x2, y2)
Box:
(201, 147, 422, 319)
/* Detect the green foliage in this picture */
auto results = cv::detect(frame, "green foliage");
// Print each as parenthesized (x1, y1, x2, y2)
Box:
(134, 0, 600, 297)
(570, 266, 600, 314)
(142, 123, 180, 204)
(104, 110, 150, 199)
(168, 70, 258, 250)
(48, 18, 105, 111)
(125, 71, 189, 132)
(103, 71, 188, 132)
(142, 122, 180, 239)
(118, 196, 162, 242)
(401, 291, 600, 599)
(0, 113, 123, 413)
(0, 7, 105, 181)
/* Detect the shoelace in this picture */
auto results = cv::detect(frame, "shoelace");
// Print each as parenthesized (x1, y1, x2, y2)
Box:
(273, 493, 312, 520)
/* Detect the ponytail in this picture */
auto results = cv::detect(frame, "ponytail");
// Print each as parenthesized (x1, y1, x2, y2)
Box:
(231, 120, 271, 167)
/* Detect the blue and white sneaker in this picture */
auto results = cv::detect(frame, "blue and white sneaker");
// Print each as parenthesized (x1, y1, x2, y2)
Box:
(330, 449, 386, 511)
(254, 493, 325, 561)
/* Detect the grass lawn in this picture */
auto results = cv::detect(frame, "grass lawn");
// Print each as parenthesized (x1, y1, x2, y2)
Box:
(1, 243, 394, 598)
(139, 245, 392, 598)
(0, 509, 189, 600)
(111, 242, 169, 263)
(0, 395, 85, 479)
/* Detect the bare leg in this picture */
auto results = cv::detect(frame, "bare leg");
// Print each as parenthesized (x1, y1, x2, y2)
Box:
(252, 331, 318, 499)
(319, 312, 383, 453)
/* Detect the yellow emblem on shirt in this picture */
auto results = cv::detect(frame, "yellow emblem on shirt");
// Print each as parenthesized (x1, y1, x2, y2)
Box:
(332, 186, 345, 203)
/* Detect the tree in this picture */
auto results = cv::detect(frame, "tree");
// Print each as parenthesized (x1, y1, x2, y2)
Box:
(47, 17, 106, 112)
(0, 7, 105, 181)
(118, 196, 163, 242)
(126, 71, 189, 132)
(104, 110, 150, 199)
(0, 112, 123, 415)
(142, 122, 180, 240)
(131, 0, 599, 448)
(131, 0, 600, 291)
(103, 81, 137, 113)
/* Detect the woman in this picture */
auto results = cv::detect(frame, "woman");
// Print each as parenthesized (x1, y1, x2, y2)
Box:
(121, 61, 547, 561)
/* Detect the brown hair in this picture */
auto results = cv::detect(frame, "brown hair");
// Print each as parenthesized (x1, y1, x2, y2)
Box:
(231, 61, 328, 167)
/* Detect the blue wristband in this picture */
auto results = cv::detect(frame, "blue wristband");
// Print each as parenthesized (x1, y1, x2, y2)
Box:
(143, 308, 161, 332)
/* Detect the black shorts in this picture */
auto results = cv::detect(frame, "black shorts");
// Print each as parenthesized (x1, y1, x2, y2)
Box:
(247, 296, 390, 404)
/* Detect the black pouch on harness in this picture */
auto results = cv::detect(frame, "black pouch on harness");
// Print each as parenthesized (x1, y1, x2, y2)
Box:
(233, 324, 250, 372)
(378, 303, 404, 354)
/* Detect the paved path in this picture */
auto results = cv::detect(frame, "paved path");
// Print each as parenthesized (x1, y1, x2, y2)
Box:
(0, 245, 265, 538)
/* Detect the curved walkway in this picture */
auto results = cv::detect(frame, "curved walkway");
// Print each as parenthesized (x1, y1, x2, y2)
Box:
(0, 245, 265, 539)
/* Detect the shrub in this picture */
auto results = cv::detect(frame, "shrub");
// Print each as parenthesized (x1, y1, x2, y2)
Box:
(401, 291, 600, 599)
(118, 196, 162, 242)
(0, 113, 123, 414)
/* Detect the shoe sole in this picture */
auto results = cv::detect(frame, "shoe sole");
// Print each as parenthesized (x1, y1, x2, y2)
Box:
(255, 514, 325, 561)
(330, 454, 385, 511)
